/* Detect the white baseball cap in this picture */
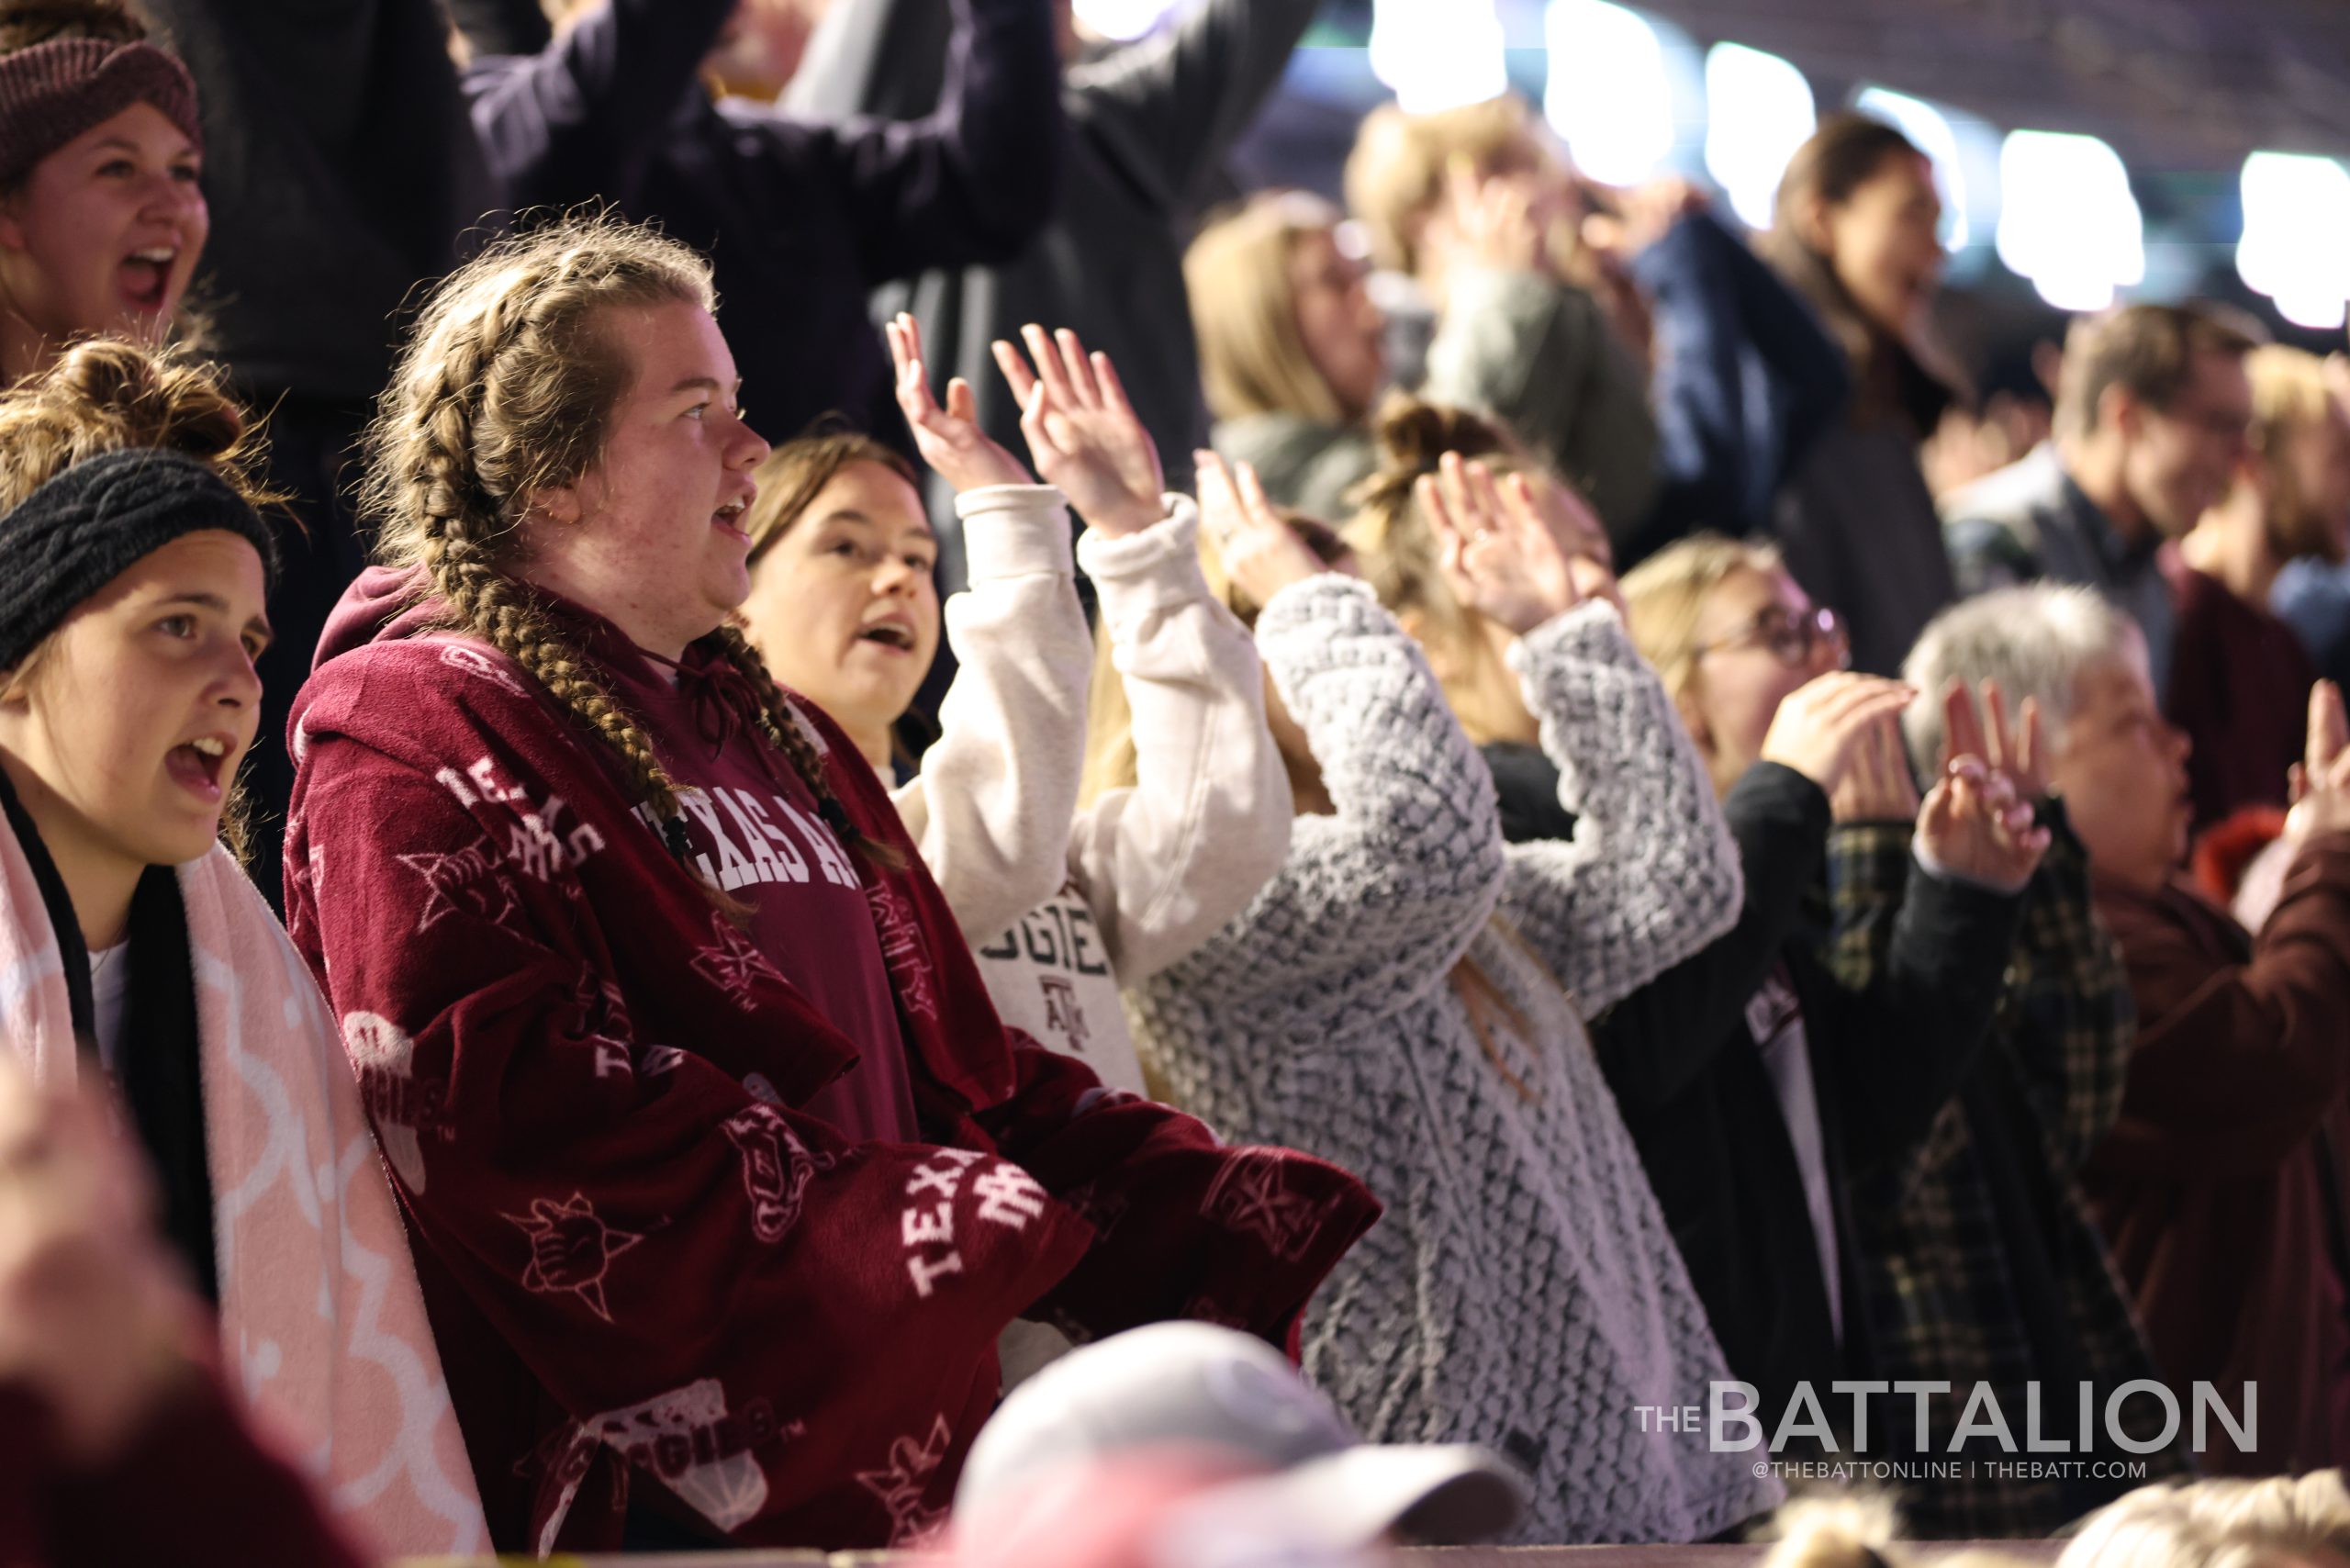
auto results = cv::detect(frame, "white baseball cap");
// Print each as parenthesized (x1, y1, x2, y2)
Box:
(954, 1322, 1526, 1562)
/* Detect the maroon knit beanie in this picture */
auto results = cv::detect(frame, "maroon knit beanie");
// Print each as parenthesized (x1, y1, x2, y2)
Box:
(0, 37, 201, 189)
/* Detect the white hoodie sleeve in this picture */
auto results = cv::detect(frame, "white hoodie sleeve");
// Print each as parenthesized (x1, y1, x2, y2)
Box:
(1065, 497, 1293, 984)
(890, 484, 1092, 943)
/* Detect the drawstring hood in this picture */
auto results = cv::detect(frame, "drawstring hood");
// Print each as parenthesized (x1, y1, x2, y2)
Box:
(643, 643, 771, 763)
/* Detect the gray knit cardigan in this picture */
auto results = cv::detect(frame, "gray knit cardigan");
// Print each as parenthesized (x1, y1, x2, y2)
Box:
(1129, 577, 1783, 1543)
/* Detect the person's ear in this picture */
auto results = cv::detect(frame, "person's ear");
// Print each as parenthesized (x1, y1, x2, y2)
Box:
(531, 481, 585, 530)
(2104, 385, 2143, 442)
(1797, 193, 1836, 255)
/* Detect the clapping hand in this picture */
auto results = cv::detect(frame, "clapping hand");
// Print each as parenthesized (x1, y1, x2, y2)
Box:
(1830, 713, 1926, 823)
(992, 325, 1166, 537)
(886, 312, 1031, 493)
(1920, 679, 2052, 888)
(1197, 450, 1325, 609)
(1757, 673, 1918, 805)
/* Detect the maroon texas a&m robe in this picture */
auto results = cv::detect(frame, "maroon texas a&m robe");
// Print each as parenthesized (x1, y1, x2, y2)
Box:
(282, 570, 1377, 1553)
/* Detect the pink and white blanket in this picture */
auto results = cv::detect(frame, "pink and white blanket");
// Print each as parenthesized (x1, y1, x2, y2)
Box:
(0, 828, 486, 1558)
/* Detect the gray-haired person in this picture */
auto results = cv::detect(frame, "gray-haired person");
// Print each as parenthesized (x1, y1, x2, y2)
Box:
(1908, 584, 2350, 1479)
(1829, 584, 2193, 1535)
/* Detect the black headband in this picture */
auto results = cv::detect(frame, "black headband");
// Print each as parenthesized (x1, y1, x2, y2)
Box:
(0, 448, 276, 671)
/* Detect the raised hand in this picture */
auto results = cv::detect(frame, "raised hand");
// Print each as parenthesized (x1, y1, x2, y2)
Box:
(1919, 756, 2052, 890)
(2287, 679, 2350, 844)
(1197, 450, 1325, 610)
(1511, 468, 1624, 616)
(992, 325, 1166, 537)
(886, 312, 1031, 494)
(1920, 678, 2052, 886)
(1416, 453, 1581, 636)
(1437, 156, 1550, 277)
(1941, 677, 2049, 802)
(1759, 671, 1918, 799)
(1581, 175, 1707, 261)
(1829, 710, 1926, 823)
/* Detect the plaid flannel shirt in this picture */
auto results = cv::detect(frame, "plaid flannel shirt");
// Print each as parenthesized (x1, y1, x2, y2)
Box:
(1825, 806, 2191, 1538)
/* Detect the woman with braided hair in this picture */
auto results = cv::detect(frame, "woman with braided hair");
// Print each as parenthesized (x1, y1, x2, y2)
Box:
(285, 213, 1377, 1555)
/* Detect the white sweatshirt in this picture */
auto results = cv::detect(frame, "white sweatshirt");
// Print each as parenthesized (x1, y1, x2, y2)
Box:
(890, 486, 1292, 1094)
(891, 484, 1093, 943)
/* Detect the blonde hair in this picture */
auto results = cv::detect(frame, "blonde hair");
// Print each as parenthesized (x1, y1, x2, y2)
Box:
(2060, 1477, 2350, 1568)
(1344, 95, 1537, 276)
(2220, 344, 2349, 564)
(1186, 191, 1353, 426)
(1757, 1495, 1901, 1568)
(2058, 1485, 2331, 1568)
(1617, 533, 1787, 706)
(1759, 1495, 2040, 1568)
(364, 214, 893, 880)
(2246, 345, 2333, 445)
(0, 336, 274, 859)
(1341, 396, 1541, 747)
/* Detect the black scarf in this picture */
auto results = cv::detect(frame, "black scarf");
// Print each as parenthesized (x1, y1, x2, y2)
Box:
(0, 769, 217, 1304)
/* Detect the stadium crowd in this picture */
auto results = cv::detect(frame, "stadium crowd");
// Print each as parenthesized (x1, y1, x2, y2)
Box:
(0, 0, 2346, 1562)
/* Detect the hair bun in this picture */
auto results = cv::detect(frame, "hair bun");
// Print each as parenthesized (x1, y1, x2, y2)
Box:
(1371, 393, 1514, 476)
(51, 337, 243, 460)
(0, 338, 268, 516)
(1345, 393, 1519, 521)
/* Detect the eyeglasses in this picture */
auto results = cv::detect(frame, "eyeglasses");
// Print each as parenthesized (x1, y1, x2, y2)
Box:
(1696, 604, 1850, 670)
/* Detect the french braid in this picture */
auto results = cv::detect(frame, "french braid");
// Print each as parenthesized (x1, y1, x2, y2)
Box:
(364, 215, 876, 886)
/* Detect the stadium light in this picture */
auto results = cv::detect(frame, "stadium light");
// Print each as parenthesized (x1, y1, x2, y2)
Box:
(1071, 0, 1180, 42)
(2237, 151, 2350, 331)
(1997, 129, 2144, 312)
(1703, 42, 1815, 230)
(1543, 0, 1675, 187)
(1370, 0, 1510, 116)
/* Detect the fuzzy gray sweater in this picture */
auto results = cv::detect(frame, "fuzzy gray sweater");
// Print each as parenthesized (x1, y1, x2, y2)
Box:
(1129, 577, 1782, 1543)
